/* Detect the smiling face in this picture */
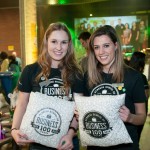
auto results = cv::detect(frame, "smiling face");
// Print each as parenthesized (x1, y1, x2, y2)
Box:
(47, 30, 69, 68)
(93, 35, 117, 73)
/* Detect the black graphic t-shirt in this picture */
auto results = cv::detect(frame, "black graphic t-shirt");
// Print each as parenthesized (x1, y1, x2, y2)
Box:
(18, 62, 84, 100)
(84, 67, 146, 150)
(18, 62, 84, 149)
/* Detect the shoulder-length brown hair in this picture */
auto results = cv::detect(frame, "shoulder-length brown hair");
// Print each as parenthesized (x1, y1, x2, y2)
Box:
(36, 22, 82, 93)
(88, 25, 124, 88)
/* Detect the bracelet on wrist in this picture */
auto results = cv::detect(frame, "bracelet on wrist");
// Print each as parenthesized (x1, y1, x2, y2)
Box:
(11, 128, 18, 132)
(69, 126, 77, 133)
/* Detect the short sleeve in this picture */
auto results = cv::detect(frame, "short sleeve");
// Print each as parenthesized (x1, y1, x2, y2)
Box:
(18, 65, 32, 93)
(142, 74, 149, 90)
(132, 73, 147, 103)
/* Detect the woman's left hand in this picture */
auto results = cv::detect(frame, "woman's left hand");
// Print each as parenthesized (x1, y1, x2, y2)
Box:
(57, 134, 73, 150)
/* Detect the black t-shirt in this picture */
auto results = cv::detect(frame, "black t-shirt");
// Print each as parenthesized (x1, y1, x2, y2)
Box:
(84, 67, 146, 150)
(18, 62, 84, 100)
(142, 74, 149, 90)
(18, 62, 84, 149)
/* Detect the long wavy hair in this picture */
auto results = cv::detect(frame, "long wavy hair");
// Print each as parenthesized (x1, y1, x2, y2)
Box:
(88, 25, 124, 88)
(36, 22, 82, 94)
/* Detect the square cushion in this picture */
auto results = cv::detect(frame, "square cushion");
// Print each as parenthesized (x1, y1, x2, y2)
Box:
(20, 92, 75, 148)
(74, 94, 133, 147)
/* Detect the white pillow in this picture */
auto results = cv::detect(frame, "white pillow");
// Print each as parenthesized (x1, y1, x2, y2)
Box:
(74, 94, 133, 147)
(20, 92, 75, 148)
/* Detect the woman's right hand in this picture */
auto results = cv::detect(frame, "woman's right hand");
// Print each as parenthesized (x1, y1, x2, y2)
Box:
(11, 129, 35, 146)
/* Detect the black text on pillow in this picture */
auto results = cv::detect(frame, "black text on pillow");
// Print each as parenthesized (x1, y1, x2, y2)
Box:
(20, 92, 75, 148)
(75, 94, 133, 147)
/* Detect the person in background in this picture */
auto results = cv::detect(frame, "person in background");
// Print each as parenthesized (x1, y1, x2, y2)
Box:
(115, 18, 125, 44)
(11, 22, 84, 150)
(129, 51, 149, 142)
(129, 22, 139, 52)
(84, 25, 146, 150)
(8, 55, 20, 92)
(78, 31, 91, 73)
(122, 23, 131, 46)
(92, 21, 99, 33)
(0, 51, 9, 72)
(138, 20, 148, 51)
(0, 51, 10, 104)
(77, 22, 86, 36)
(86, 23, 93, 33)
(100, 19, 106, 27)
(12, 51, 22, 72)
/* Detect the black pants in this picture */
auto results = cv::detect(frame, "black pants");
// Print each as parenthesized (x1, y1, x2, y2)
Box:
(12, 139, 21, 150)
(87, 143, 139, 150)
(29, 143, 56, 150)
